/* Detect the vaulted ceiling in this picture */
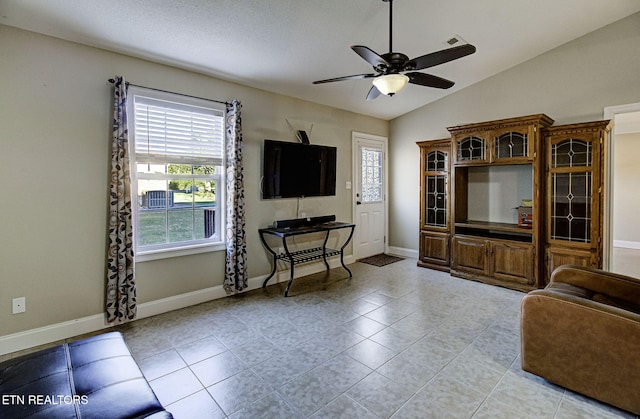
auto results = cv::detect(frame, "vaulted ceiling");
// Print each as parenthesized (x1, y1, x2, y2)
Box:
(2, 0, 639, 120)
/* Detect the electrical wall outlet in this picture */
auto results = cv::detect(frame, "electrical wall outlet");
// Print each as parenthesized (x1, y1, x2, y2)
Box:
(12, 297, 26, 314)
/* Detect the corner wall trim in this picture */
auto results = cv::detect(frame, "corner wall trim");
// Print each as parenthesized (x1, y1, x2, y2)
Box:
(613, 240, 640, 250)
(0, 256, 354, 356)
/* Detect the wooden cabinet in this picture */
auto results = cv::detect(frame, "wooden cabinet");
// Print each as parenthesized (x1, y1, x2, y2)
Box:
(543, 120, 611, 283)
(417, 139, 451, 271)
(451, 235, 535, 290)
(447, 114, 553, 291)
(416, 114, 610, 292)
(450, 115, 553, 165)
(420, 231, 450, 268)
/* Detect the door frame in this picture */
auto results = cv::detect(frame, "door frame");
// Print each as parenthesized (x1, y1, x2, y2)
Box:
(603, 102, 640, 270)
(352, 131, 389, 260)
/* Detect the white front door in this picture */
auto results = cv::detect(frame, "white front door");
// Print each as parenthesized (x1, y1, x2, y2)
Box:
(353, 132, 387, 259)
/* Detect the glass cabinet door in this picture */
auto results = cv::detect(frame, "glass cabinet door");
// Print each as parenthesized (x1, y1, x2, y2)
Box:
(549, 138, 593, 243)
(425, 174, 447, 227)
(426, 150, 447, 172)
(456, 136, 486, 162)
(491, 124, 535, 162)
(423, 150, 448, 228)
(494, 131, 528, 159)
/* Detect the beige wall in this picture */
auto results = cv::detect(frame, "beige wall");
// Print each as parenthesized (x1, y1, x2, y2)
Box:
(466, 165, 533, 224)
(613, 132, 640, 243)
(0, 25, 388, 337)
(388, 12, 640, 252)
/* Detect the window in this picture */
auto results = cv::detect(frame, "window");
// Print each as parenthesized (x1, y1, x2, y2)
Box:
(360, 147, 383, 203)
(127, 87, 225, 260)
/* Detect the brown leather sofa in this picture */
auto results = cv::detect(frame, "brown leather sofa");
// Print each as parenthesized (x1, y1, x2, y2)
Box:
(521, 264, 640, 415)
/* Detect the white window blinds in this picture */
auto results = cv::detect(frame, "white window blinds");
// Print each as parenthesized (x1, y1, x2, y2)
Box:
(134, 96, 225, 166)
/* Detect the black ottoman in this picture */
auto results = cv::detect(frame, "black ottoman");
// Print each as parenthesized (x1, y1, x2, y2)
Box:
(0, 331, 172, 418)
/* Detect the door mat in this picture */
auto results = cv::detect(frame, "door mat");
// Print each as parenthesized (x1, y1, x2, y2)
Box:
(358, 253, 405, 267)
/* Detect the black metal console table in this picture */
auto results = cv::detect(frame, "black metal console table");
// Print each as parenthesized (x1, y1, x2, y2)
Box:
(259, 216, 355, 296)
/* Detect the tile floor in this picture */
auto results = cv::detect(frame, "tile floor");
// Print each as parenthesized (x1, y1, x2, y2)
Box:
(6, 259, 639, 418)
(124, 260, 637, 418)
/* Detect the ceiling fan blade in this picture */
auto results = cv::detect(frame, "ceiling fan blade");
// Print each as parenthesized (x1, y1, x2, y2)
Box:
(313, 73, 376, 84)
(366, 85, 382, 101)
(351, 45, 389, 68)
(406, 44, 476, 71)
(407, 72, 455, 89)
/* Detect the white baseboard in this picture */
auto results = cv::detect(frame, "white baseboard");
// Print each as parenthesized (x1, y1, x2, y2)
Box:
(386, 246, 418, 259)
(0, 314, 109, 357)
(613, 240, 640, 250)
(0, 255, 354, 356)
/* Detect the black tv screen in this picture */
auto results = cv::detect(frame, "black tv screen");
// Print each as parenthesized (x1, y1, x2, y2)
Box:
(262, 139, 337, 199)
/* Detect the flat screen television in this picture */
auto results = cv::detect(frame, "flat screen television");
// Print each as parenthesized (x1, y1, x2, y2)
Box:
(262, 139, 337, 199)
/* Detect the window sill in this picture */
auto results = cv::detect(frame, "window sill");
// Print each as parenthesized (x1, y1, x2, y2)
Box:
(136, 242, 226, 262)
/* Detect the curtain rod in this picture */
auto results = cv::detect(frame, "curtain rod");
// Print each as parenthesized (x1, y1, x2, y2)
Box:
(108, 78, 230, 106)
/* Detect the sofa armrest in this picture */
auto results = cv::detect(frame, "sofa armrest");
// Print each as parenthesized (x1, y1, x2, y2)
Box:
(550, 264, 640, 306)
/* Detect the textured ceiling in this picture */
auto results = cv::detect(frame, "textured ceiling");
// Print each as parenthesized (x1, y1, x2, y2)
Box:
(2, 0, 639, 120)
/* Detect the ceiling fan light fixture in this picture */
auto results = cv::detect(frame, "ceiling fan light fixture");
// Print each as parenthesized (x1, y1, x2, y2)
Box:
(372, 73, 409, 96)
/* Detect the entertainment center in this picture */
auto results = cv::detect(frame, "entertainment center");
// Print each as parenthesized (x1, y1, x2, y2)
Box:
(418, 114, 611, 291)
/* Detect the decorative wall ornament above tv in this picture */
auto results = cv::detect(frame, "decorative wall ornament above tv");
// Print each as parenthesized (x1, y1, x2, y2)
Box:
(286, 119, 313, 144)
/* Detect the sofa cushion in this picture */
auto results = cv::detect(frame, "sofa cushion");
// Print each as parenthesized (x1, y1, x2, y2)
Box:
(0, 332, 172, 419)
(545, 281, 593, 298)
(592, 293, 640, 314)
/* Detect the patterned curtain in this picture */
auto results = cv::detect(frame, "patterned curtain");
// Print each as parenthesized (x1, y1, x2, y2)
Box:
(224, 100, 248, 293)
(106, 76, 137, 322)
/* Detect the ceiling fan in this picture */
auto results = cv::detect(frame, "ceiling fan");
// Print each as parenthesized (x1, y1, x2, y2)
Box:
(312, 0, 476, 100)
